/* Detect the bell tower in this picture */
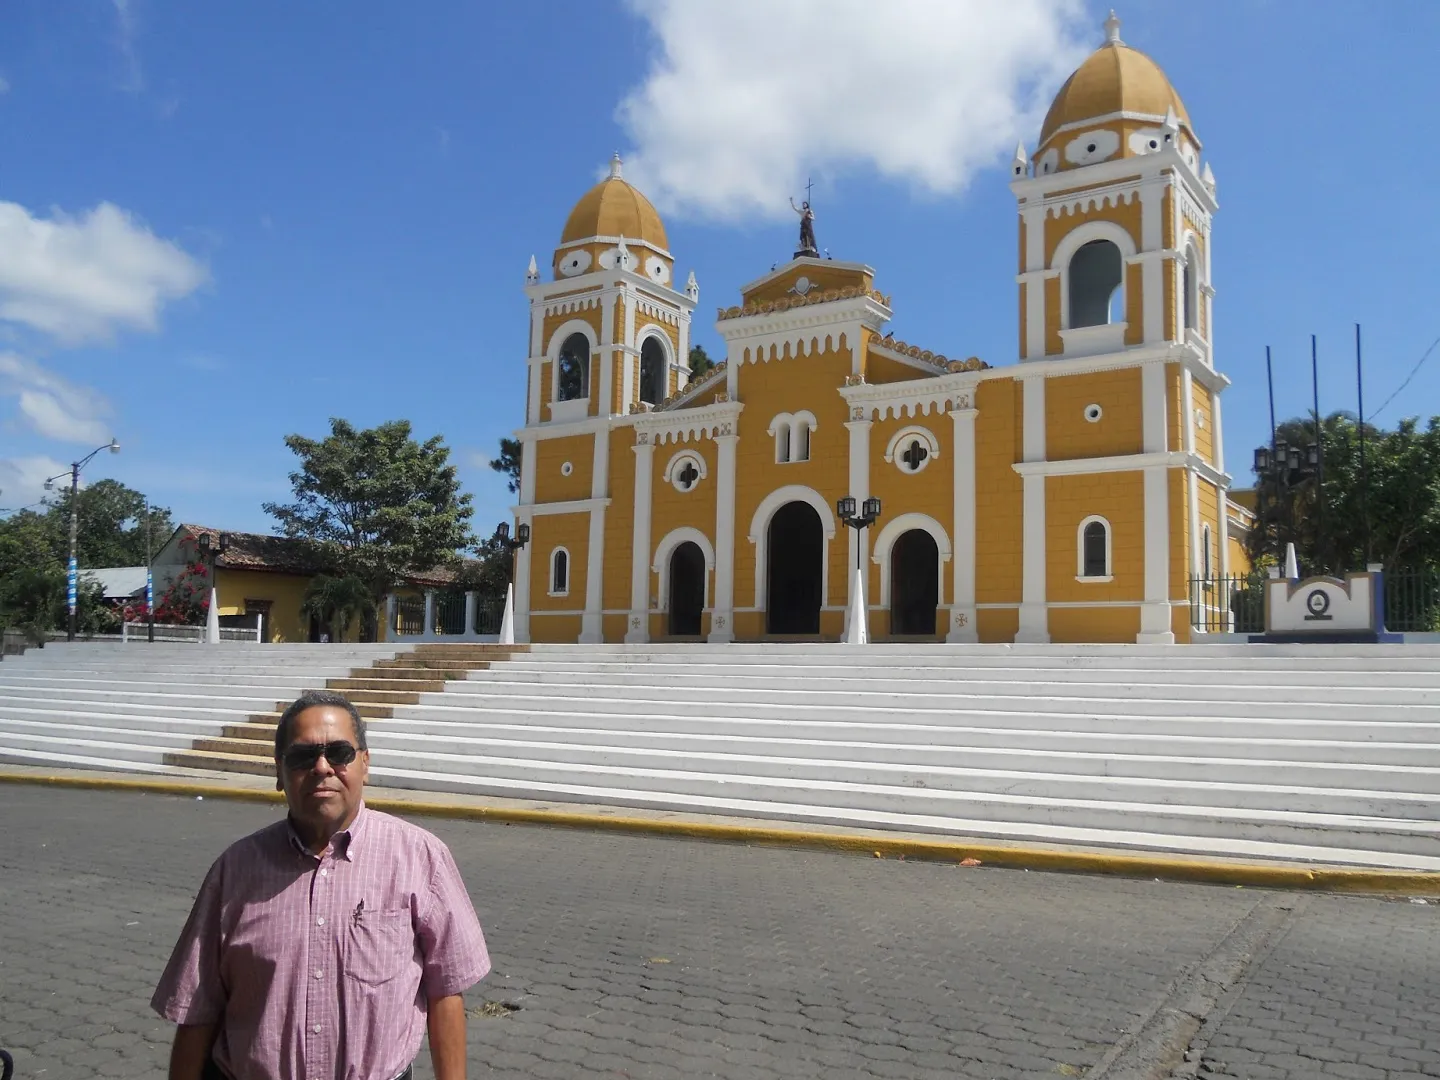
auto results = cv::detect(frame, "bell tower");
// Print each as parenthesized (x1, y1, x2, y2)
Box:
(1012, 11, 1217, 366)
(522, 155, 697, 429)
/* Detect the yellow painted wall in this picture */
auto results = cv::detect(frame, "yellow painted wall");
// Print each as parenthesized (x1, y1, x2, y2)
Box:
(974, 378, 1023, 605)
(1043, 195, 1142, 265)
(868, 411, 954, 607)
(1045, 368, 1143, 460)
(533, 435, 595, 503)
(866, 353, 932, 385)
(529, 612, 582, 642)
(1167, 364, 1186, 452)
(1045, 470, 1144, 603)
(977, 607, 1018, 643)
(732, 345, 851, 620)
(1044, 276, 1062, 355)
(528, 512, 591, 622)
(1124, 262, 1144, 346)
(1168, 469, 1191, 600)
(1049, 606, 1140, 644)
(1191, 380, 1215, 464)
(215, 569, 318, 643)
(741, 264, 873, 307)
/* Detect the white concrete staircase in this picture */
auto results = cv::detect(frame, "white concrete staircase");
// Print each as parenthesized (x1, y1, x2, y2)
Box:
(1, 641, 1437, 870)
(358, 644, 1440, 870)
(0, 642, 407, 773)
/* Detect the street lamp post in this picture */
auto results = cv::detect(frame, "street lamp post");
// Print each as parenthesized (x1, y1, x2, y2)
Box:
(196, 531, 230, 643)
(493, 521, 531, 645)
(837, 495, 882, 644)
(1252, 439, 1321, 573)
(44, 439, 120, 642)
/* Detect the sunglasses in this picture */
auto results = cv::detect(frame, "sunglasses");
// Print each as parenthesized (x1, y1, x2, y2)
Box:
(282, 740, 360, 771)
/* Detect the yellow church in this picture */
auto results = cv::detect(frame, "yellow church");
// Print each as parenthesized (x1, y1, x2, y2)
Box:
(512, 13, 1244, 646)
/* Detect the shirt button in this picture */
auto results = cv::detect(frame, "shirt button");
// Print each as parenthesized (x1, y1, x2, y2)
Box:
(312, 1024, 322, 1034)
(314, 969, 323, 979)
(316, 917, 325, 926)
(319, 868, 328, 877)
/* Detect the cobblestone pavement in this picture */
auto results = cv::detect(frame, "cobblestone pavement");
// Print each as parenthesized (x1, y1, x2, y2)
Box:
(0, 786, 1437, 1079)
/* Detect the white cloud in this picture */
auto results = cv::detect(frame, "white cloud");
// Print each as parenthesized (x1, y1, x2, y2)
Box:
(0, 74, 11, 96)
(617, 0, 1092, 221)
(0, 201, 207, 344)
(112, 0, 144, 93)
(0, 353, 113, 444)
(0, 454, 69, 510)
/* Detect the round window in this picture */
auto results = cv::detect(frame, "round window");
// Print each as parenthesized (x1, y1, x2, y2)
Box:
(560, 461, 573, 476)
(1084, 404, 1103, 423)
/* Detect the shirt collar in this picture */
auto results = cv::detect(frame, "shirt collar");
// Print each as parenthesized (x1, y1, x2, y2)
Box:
(286, 801, 368, 862)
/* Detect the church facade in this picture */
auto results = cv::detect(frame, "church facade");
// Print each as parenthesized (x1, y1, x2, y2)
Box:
(512, 14, 1245, 646)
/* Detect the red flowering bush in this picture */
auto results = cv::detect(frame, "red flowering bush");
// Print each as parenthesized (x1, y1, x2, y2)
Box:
(154, 560, 210, 625)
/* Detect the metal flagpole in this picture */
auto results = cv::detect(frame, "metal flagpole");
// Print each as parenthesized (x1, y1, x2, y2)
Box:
(1311, 334, 1324, 571)
(1356, 323, 1370, 565)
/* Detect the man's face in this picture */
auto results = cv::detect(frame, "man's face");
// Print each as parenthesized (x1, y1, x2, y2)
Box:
(276, 705, 369, 838)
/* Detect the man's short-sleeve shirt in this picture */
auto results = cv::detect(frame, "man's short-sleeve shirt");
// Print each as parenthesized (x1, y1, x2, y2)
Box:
(152, 804, 490, 1080)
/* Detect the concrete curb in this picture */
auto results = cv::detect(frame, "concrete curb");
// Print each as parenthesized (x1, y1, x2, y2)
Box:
(3, 770, 1438, 895)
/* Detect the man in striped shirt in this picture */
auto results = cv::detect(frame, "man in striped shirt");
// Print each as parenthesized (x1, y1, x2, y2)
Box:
(152, 690, 490, 1080)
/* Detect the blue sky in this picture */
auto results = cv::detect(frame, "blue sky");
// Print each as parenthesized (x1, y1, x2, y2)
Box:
(1, 0, 1437, 541)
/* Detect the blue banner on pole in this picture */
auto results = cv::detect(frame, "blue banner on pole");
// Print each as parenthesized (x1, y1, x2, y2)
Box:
(67, 556, 78, 614)
(146, 570, 154, 611)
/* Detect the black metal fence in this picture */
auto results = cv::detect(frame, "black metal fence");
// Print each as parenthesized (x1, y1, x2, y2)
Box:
(389, 593, 507, 637)
(1188, 573, 1267, 634)
(1188, 568, 1440, 635)
(394, 598, 425, 636)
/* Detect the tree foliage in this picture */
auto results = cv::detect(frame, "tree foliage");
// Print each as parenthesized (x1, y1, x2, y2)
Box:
(263, 418, 476, 602)
(301, 574, 376, 642)
(1247, 412, 1440, 574)
(687, 344, 715, 379)
(489, 437, 522, 495)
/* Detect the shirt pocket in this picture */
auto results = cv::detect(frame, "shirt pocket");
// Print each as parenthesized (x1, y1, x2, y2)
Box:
(344, 909, 413, 986)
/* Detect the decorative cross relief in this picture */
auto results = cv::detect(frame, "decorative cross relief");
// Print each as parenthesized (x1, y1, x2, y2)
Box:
(677, 461, 700, 490)
(902, 440, 929, 471)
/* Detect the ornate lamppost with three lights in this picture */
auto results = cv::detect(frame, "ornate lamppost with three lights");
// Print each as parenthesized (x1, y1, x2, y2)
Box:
(493, 520, 531, 644)
(836, 495, 882, 644)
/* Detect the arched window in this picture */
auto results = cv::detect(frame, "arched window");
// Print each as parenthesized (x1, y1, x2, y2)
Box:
(791, 420, 810, 462)
(1182, 244, 1200, 333)
(556, 333, 590, 402)
(1069, 240, 1124, 329)
(639, 337, 667, 405)
(549, 548, 569, 596)
(1078, 517, 1111, 580)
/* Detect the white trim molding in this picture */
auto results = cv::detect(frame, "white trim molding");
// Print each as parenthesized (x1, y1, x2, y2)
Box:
(870, 513, 952, 607)
(514, 497, 613, 519)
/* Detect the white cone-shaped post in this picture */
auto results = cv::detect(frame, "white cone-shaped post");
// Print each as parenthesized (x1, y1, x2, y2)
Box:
(205, 587, 221, 644)
(1284, 542, 1300, 581)
(844, 567, 868, 645)
(498, 583, 516, 645)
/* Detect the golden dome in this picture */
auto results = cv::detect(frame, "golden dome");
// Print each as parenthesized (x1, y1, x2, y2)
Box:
(560, 155, 669, 251)
(1038, 13, 1193, 150)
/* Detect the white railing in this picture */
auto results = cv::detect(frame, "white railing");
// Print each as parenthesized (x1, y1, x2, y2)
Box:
(121, 618, 263, 644)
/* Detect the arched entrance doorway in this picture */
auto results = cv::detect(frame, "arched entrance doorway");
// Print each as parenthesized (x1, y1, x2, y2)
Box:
(890, 529, 939, 636)
(668, 541, 706, 636)
(767, 501, 823, 634)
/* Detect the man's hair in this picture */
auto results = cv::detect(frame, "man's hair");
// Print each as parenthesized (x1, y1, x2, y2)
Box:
(274, 689, 368, 759)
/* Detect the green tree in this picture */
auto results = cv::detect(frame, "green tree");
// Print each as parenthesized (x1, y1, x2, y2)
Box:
(687, 344, 715, 379)
(1248, 411, 1440, 574)
(0, 480, 171, 580)
(0, 565, 114, 639)
(489, 437, 522, 494)
(263, 418, 476, 637)
(453, 527, 516, 597)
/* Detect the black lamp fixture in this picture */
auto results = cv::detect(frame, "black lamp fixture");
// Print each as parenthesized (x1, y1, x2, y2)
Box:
(836, 495, 882, 571)
(494, 520, 531, 552)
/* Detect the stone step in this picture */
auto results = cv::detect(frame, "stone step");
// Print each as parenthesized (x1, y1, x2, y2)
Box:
(450, 673, 1440, 707)
(193, 736, 272, 758)
(408, 687, 1436, 724)
(325, 678, 448, 693)
(163, 748, 274, 776)
(388, 700, 1440, 744)
(367, 715, 1440, 767)
(358, 752, 1439, 859)
(371, 659, 494, 673)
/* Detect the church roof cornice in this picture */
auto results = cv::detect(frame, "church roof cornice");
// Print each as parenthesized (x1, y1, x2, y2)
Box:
(737, 255, 874, 295)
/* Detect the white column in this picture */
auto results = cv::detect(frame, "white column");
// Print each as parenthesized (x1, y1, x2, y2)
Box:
(1016, 376, 1049, 642)
(844, 415, 872, 636)
(1140, 180, 1165, 344)
(677, 312, 692, 390)
(514, 436, 538, 643)
(627, 440, 655, 642)
(598, 289, 617, 417)
(579, 427, 610, 643)
(708, 432, 739, 643)
(527, 301, 544, 424)
(947, 406, 978, 642)
(1138, 465, 1175, 644)
(422, 589, 436, 638)
(1022, 206, 1046, 360)
(463, 591, 477, 639)
(1181, 367, 1201, 581)
(1210, 385, 1225, 474)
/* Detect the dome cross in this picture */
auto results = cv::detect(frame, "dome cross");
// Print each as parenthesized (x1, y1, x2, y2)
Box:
(1104, 10, 1122, 45)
